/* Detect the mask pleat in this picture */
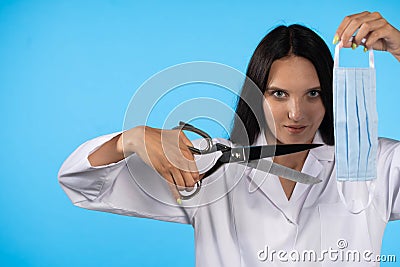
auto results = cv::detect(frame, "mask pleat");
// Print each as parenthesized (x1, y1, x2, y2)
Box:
(346, 69, 359, 180)
(365, 69, 378, 180)
(334, 68, 349, 181)
(357, 69, 369, 180)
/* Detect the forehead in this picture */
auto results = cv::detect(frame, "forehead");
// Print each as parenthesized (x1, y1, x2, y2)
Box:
(267, 56, 320, 89)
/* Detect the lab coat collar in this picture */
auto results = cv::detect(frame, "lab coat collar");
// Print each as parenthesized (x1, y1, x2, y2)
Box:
(246, 130, 333, 223)
(308, 132, 334, 162)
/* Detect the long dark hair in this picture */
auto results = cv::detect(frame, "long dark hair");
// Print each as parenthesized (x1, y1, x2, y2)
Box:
(230, 24, 334, 145)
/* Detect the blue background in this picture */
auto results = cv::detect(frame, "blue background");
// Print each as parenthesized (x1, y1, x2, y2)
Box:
(1, 0, 399, 266)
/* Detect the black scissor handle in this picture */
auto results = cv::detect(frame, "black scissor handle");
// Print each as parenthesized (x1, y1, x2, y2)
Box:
(173, 121, 213, 154)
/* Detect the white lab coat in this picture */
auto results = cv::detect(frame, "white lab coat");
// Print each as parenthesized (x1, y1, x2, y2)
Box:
(58, 131, 400, 267)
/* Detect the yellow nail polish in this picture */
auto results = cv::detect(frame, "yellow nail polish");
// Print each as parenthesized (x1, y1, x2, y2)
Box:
(363, 47, 368, 52)
(351, 43, 357, 50)
(177, 198, 182, 205)
(332, 35, 339, 45)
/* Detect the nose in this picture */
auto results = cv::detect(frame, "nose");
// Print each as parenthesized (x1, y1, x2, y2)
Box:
(287, 99, 304, 122)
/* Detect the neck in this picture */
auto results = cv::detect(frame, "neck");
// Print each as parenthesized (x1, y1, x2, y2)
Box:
(273, 151, 309, 171)
(263, 129, 311, 170)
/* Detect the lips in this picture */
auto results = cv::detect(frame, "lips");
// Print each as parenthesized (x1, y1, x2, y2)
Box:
(284, 125, 306, 134)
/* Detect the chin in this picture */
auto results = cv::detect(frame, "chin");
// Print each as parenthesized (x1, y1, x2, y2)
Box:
(279, 135, 311, 144)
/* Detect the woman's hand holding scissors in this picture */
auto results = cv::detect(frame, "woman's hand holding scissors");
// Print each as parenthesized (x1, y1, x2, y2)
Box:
(333, 11, 400, 61)
(117, 126, 200, 203)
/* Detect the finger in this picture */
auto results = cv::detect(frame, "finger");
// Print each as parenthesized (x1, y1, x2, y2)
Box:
(353, 18, 387, 48)
(178, 133, 200, 181)
(334, 11, 371, 44)
(179, 142, 195, 161)
(187, 159, 200, 182)
(165, 176, 182, 205)
(179, 150, 200, 183)
(172, 159, 196, 188)
(179, 130, 194, 147)
(181, 169, 196, 190)
(179, 131, 198, 159)
(169, 144, 199, 182)
(364, 26, 390, 51)
(165, 129, 200, 182)
(170, 168, 186, 189)
(179, 140, 201, 182)
(340, 13, 382, 48)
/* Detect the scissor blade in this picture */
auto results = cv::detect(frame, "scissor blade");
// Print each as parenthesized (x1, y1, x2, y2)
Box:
(242, 160, 321, 185)
(229, 143, 322, 162)
(273, 143, 323, 156)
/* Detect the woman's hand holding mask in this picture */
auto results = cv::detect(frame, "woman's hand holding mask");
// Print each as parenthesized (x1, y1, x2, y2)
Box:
(333, 11, 400, 61)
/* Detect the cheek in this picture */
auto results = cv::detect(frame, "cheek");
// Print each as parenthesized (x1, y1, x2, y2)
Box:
(310, 102, 325, 125)
(263, 99, 278, 127)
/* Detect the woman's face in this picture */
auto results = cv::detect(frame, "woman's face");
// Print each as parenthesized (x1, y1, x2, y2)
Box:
(263, 56, 325, 144)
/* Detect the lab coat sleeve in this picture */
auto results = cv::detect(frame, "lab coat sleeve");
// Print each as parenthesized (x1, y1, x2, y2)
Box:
(58, 132, 196, 224)
(375, 138, 400, 221)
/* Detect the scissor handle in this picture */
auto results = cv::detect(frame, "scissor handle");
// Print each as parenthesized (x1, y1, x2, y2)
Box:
(173, 121, 213, 154)
(178, 180, 202, 200)
(171, 121, 211, 200)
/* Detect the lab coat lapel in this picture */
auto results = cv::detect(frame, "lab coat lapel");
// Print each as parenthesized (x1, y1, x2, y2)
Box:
(290, 132, 329, 202)
(244, 131, 333, 223)
(289, 150, 323, 203)
(245, 131, 295, 218)
(246, 168, 295, 226)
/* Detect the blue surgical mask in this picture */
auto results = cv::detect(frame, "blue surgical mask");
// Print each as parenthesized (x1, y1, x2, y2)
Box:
(333, 44, 378, 213)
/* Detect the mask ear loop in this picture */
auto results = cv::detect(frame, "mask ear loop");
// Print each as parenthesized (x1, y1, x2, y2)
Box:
(369, 48, 375, 69)
(334, 42, 341, 68)
(334, 44, 376, 214)
(336, 180, 376, 214)
(334, 43, 375, 68)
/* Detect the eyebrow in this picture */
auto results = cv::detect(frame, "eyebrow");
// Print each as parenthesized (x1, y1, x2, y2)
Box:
(266, 86, 321, 91)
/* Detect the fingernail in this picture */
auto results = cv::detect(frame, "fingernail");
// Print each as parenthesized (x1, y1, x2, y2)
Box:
(351, 43, 357, 50)
(332, 35, 339, 45)
(177, 198, 182, 205)
(363, 47, 368, 52)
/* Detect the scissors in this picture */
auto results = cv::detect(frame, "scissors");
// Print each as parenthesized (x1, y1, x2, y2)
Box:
(173, 121, 323, 200)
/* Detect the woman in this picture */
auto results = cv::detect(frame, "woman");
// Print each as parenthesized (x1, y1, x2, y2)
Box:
(59, 11, 400, 266)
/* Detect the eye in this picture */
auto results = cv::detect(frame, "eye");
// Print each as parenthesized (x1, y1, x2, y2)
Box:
(272, 90, 287, 98)
(308, 90, 321, 98)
